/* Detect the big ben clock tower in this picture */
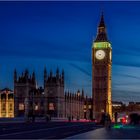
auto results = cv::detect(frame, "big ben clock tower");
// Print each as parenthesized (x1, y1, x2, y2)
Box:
(92, 13, 112, 120)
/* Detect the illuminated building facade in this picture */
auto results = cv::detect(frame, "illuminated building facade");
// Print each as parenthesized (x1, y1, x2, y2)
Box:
(92, 13, 112, 120)
(0, 88, 14, 118)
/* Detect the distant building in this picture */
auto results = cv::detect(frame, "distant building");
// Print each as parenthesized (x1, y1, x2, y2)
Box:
(127, 102, 140, 112)
(0, 88, 14, 118)
(112, 101, 140, 117)
(112, 101, 126, 114)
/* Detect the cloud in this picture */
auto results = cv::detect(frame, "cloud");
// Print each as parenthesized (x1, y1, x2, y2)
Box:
(113, 73, 140, 80)
(113, 82, 140, 86)
(112, 89, 140, 102)
(113, 62, 140, 68)
(69, 63, 91, 77)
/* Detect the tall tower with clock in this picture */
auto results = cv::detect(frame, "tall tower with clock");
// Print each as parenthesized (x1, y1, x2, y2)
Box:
(92, 13, 112, 120)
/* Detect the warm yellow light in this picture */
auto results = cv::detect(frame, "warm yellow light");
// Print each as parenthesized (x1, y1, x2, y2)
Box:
(77, 92, 80, 96)
(35, 105, 38, 110)
(88, 105, 92, 109)
(49, 103, 54, 110)
(0, 91, 14, 118)
(19, 103, 24, 110)
(84, 105, 86, 109)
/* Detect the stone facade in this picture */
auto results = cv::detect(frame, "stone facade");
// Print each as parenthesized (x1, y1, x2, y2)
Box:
(44, 68, 64, 118)
(92, 13, 112, 120)
(64, 90, 84, 119)
(14, 69, 37, 117)
(14, 68, 92, 119)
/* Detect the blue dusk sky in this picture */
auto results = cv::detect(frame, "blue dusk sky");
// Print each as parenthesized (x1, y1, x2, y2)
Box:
(0, 1, 140, 103)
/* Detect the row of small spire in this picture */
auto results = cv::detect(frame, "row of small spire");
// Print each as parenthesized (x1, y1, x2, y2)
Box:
(64, 90, 91, 101)
(14, 69, 35, 83)
(14, 68, 64, 85)
(44, 67, 64, 79)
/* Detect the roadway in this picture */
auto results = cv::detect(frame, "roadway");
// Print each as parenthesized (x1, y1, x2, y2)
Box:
(67, 124, 140, 139)
(0, 121, 101, 139)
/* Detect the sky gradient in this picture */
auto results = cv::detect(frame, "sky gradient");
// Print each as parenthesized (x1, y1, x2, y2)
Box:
(0, 1, 140, 103)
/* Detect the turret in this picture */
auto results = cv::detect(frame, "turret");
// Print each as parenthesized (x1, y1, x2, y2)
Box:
(62, 69, 64, 80)
(82, 89, 84, 98)
(32, 71, 35, 84)
(61, 69, 64, 85)
(44, 67, 47, 88)
(22, 72, 24, 77)
(50, 69, 52, 78)
(14, 69, 17, 83)
(24, 69, 29, 82)
(56, 67, 59, 80)
(77, 89, 80, 96)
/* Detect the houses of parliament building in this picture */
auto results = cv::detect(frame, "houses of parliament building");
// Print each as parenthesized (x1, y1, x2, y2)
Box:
(0, 68, 92, 119)
(13, 68, 92, 120)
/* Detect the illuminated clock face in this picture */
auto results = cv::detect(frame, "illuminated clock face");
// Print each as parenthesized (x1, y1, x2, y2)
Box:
(95, 50, 105, 60)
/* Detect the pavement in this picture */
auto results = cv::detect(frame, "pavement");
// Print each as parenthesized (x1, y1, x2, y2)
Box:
(67, 124, 140, 139)
(0, 117, 93, 123)
(1, 119, 140, 139)
(0, 122, 100, 139)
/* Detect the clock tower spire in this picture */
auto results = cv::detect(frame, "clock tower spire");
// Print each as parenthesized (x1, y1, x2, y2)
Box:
(92, 13, 112, 121)
(95, 12, 108, 42)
